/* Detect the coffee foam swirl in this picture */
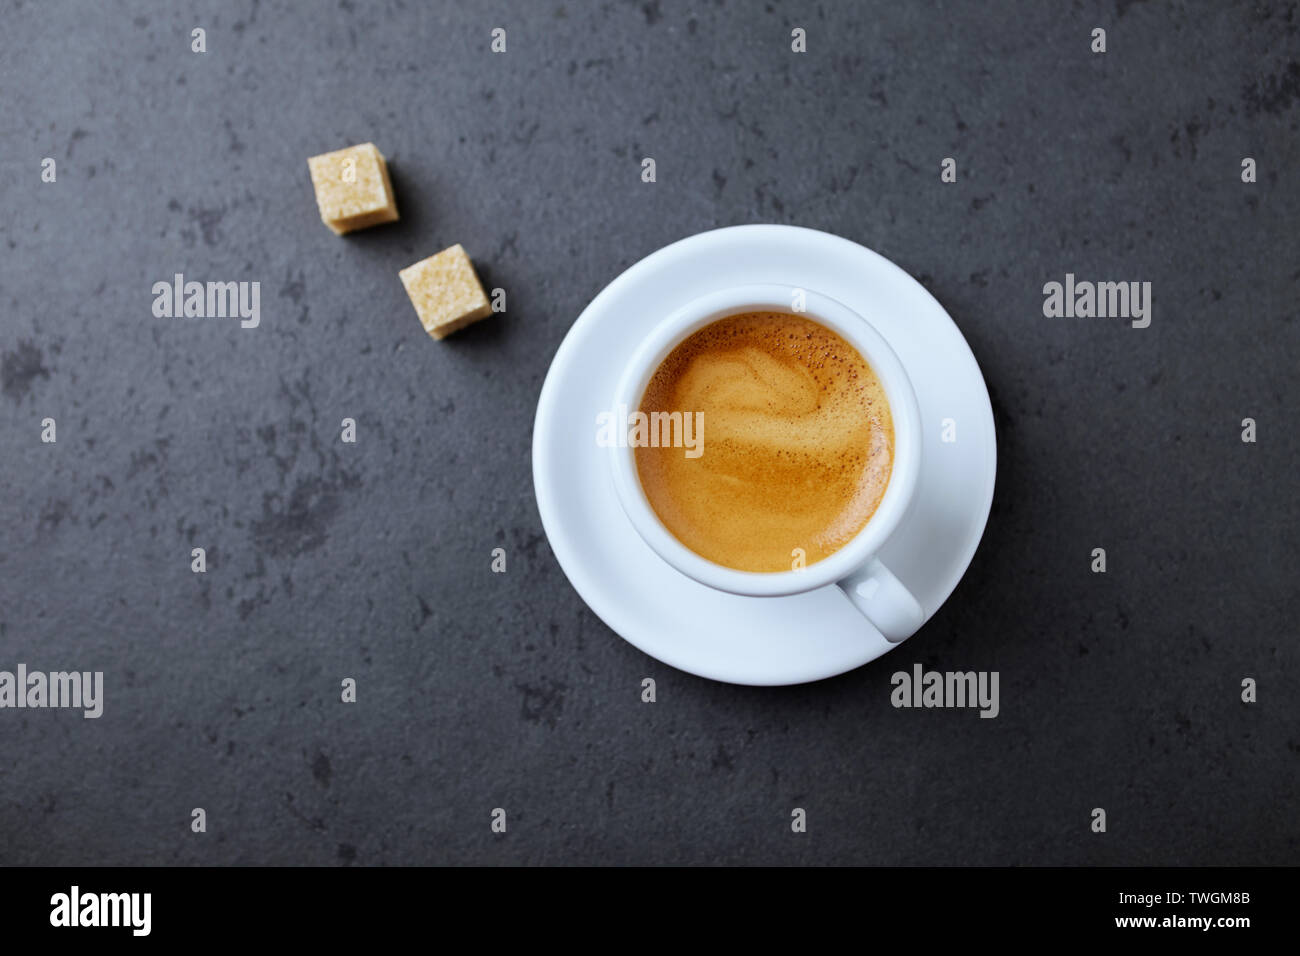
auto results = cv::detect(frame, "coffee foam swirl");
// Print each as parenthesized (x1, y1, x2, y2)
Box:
(635, 311, 894, 573)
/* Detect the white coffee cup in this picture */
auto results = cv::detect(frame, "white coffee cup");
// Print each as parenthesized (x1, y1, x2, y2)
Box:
(608, 283, 925, 642)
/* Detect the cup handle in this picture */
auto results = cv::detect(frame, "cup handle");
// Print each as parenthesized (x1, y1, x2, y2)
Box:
(836, 557, 924, 643)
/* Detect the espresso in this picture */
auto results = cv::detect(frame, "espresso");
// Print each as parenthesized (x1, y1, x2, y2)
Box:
(635, 311, 894, 573)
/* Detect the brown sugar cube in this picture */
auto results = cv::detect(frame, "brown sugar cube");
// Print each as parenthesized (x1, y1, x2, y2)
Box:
(307, 142, 399, 235)
(398, 244, 493, 340)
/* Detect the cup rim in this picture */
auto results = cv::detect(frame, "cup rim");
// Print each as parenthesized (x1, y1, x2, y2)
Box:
(608, 283, 922, 597)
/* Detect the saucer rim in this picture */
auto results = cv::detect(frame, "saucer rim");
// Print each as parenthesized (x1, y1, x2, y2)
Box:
(532, 223, 997, 685)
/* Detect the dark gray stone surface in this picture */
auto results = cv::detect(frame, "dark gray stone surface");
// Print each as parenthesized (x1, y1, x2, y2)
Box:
(1, 0, 1296, 866)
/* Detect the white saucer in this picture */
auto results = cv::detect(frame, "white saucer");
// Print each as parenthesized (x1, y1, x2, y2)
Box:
(532, 225, 996, 685)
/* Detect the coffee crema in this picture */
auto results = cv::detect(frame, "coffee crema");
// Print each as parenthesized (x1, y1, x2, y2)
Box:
(635, 311, 894, 573)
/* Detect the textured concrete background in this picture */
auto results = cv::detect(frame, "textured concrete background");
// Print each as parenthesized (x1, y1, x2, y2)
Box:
(1, 0, 1296, 866)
